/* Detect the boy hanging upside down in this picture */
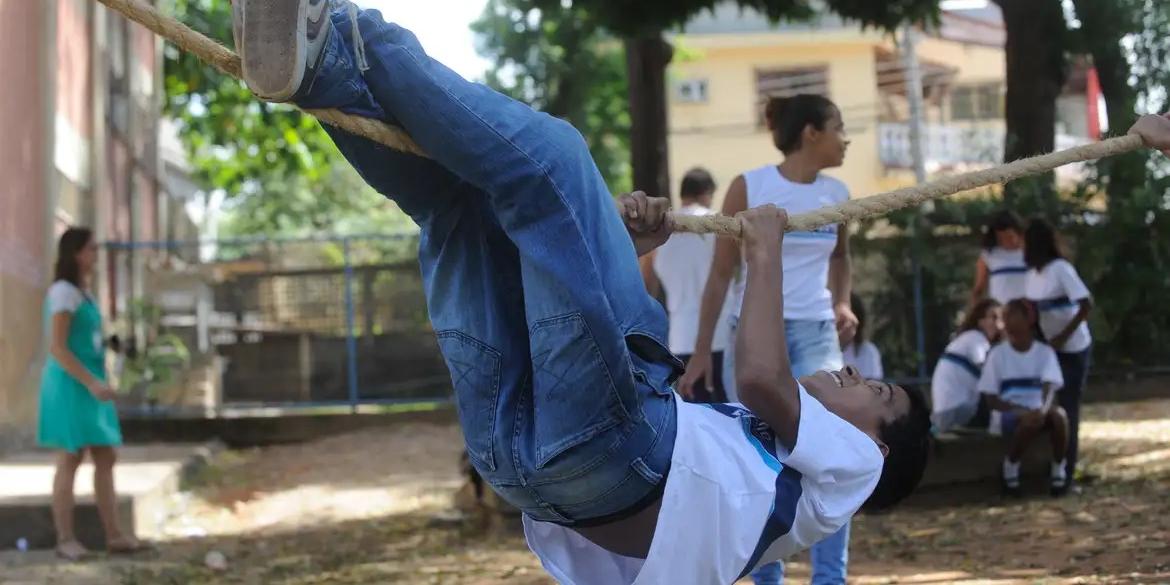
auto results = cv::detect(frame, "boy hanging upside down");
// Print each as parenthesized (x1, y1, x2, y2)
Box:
(231, 1, 931, 582)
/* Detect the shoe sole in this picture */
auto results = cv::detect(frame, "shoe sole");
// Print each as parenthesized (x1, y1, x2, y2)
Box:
(242, 0, 309, 101)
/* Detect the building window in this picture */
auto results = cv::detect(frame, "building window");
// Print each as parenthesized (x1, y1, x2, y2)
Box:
(675, 79, 709, 103)
(951, 83, 1003, 121)
(755, 66, 829, 126)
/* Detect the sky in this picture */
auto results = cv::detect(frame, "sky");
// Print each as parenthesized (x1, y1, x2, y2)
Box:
(358, 0, 491, 80)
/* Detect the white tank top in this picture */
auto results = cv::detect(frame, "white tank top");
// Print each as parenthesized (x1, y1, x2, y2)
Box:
(731, 165, 850, 321)
(980, 246, 1027, 303)
(652, 204, 734, 354)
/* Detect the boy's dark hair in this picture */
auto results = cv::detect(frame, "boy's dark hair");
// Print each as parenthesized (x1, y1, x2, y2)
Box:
(863, 384, 931, 511)
(1003, 298, 1034, 323)
(680, 167, 716, 200)
(764, 94, 838, 155)
(958, 299, 1000, 334)
(981, 210, 1023, 250)
(1023, 217, 1064, 269)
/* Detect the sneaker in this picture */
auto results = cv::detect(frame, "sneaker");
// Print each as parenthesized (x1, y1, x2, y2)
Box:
(234, 0, 333, 102)
(1002, 458, 1022, 497)
(1002, 476, 1022, 498)
(1050, 460, 1069, 497)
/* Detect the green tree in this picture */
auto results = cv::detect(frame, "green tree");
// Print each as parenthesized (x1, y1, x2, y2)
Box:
(472, 0, 632, 193)
(164, 0, 408, 237)
(522, 0, 940, 198)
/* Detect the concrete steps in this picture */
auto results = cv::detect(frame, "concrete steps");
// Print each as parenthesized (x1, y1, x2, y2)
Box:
(0, 442, 217, 550)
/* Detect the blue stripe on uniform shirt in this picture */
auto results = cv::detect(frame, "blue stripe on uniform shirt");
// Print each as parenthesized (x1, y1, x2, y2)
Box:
(1036, 296, 1075, 311)
(786, 231, 838, 240)
(703, 404, 804, 580)
(989, 266, 1028, 276)
(1000, 377, 1044, 394)
(941, 352, 981, 378)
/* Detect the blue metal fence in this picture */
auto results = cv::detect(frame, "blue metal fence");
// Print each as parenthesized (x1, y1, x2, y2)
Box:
(104, 233, 451, 415)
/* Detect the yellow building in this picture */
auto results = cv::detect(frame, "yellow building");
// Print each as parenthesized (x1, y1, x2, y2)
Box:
(666, 4, 1096, 204)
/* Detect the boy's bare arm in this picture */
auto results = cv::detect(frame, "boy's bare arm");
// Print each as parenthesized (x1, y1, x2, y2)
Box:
(735, 206, 801, 448)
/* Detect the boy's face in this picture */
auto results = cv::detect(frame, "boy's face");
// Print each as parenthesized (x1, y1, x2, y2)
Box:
(800, 365, 909, 457)
(1003, 307, 1031, 340)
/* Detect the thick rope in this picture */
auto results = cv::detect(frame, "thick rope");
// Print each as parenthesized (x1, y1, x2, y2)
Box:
(680, 134, 1144, 238)
(98, 0, 1144, 239)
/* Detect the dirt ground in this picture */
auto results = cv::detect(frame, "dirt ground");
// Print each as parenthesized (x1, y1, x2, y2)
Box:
(3, 398, 1168, 584)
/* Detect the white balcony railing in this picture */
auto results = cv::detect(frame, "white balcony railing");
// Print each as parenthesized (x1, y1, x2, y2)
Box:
(878, 123, 1090, 175)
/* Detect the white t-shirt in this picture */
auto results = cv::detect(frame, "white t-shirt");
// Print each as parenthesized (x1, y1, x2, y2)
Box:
(652, 204, 734, 354)
(842, 340, 883, 380)
(930, 330, 992, 425)
(47, 280, 85, 315)
(980, 247, 1028, 304)
(1025, 259, 1092, 353)
(523, 386, 883, 585)
(978, 341, 1064, 411)
(731, 166, 849, 321)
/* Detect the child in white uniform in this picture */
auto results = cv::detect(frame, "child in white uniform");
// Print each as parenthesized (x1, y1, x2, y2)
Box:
(931, 299, 1002, 432)
(232, 5, 932, 582)
(978, 300, 1070, 496)
(527, 206, 931, 583)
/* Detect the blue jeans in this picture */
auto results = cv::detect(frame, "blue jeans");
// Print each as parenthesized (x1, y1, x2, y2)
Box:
(728, 318, 849, 585)
(1057, 347, 1091, 481)
(297, 7, 680, 525)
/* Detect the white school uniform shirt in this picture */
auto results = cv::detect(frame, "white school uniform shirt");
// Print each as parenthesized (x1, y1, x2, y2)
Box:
(842, 340, 883, 380)
(652, 204, 734, 355)
(730, 166, 849, 321)
(977, 341, 1064, 412)
(980, 246, 1028, 304)
(930, 330, 992, 426)
(1025, 259, 1092, 354)
(523, 386, 883, 585)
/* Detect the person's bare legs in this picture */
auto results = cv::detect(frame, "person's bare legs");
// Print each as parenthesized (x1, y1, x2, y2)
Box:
(1007, 417, 1043, 462)
(90, 446, 136, 550)
(52, 450, 87, 559)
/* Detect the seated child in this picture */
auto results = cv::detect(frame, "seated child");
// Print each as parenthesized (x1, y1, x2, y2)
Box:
(977, 299, 1069, 496)
(231, 2, 931, 582)
(931, 299, 1001, 432)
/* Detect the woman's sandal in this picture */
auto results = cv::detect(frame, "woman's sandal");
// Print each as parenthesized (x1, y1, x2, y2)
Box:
(55, 540, 90, 562)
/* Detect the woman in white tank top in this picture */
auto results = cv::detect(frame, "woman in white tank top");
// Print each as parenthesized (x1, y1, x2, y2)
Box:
(971, 210, 1027, 305)
(679, 93, 856, 585)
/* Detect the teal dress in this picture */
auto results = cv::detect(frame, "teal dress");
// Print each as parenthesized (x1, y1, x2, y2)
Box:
(37, 282, 122, 453)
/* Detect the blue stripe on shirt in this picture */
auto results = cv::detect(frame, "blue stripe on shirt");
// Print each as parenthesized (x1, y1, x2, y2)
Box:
(989, 266, 1028, 276)
(941, 352, 981, 378)
(786, 231, 839, 240)
(1000, 377, 1044, 394)
(703, 403, 804, 580)
(1036, 296, 1075, 311)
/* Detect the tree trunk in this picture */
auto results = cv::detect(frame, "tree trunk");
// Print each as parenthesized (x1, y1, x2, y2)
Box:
(1069, 0, 1146, 212)
(994, 0, 1067, 210)
(624, 35, 673, 197)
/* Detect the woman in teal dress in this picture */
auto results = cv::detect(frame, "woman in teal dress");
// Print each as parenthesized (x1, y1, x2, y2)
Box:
(39, 227, 145, 560)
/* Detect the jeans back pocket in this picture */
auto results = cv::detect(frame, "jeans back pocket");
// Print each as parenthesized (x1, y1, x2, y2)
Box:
(436, 330, 502, 472)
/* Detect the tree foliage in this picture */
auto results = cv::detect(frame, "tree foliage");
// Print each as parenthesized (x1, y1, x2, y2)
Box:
(473, 0, 632, 193)
(541, 0, 939, 36)
(163, 0, 405, 237)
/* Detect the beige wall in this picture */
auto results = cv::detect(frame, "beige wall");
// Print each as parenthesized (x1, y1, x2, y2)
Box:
(0, 0, 54, 451)
(667, 30, 1009, 206)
